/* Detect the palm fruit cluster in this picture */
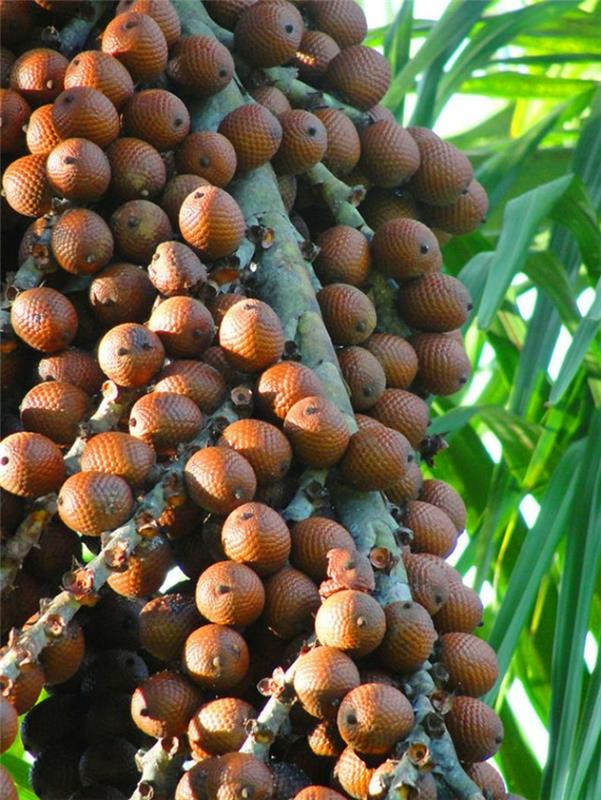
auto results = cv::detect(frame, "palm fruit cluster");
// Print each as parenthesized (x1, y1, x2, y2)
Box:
(0, 1, 507, 799)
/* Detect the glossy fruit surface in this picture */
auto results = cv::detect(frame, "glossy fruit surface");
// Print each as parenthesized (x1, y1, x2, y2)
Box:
(221, 501, 291, 576)
(185, 446, 256, 515)
(0, 431, 64, 497)
(57, 471, 134, 536)
(195, 560, 266, 626)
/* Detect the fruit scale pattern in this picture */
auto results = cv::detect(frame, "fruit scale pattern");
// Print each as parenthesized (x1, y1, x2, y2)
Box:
(0, 1, 517, 799)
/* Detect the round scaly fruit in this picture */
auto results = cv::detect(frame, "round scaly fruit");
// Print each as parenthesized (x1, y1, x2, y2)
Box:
(101, 11, 168, 82)
(97, 323, 164, 388)
(284, 395, 350, 468)
(411, 332, 471, 395)
(408, 127, 474, 206)
(51, 87, 119, 147)
(360, 121, 421, 189)
(307, 719, 345, 758)
(175, 758, 217, 800)
(64, 50, 134, 110)
(131, 671, 199, 739)
(439, 633, 498, 697)
(50, 208, 114, 275)
(315, 589, 386, 658)
(314, 108, 361, 176)
(377, 600, 437, 673)
(371, 217, 442, 281)
(434, 578, 483, 635)
(333, 747, 376, 800)
(28, 743, 81, 800)
(108, 535, 173, 597)
(325, 45, 391, 110)
(139, 593, 200, 661)
(314, 226, 371, 287)
(369, 388, 430, 447)
(291, 517, 355, 583)
(256, 361, 324, 421)
(398, 272, 472, 332)
(307, 0, 367, 48)
(209, 292, 246, 326)
(250, 85, 291, 118)
(128, 391, 203, 454)
(154, 360, 225, 414)
(81, 431, 156, 487)
(293, 30, 340, 85)
(446, 696, 504, 762)
(122, 88, 190, 151)
(403, 500, 457, 557)
(107, 137, 167, 200)
(148, 240, 207, 297)
(235, 0, 304, 67)
(177, 132, 237, 189)
(272, 109, 327, 175)
(0, 654, 44, 715)
(0, 431, 64, 497)
(188, 697, 257, 758)
(2, 154, 52, 217)
(465, 762, 507, 800)
(23, 616, 84, 685)
(179, 184, 246, 260)
(317, 284, 377, 345)
(20, 381, 91, 445)
(420, 478, 466, 532)
(9, 47, 68, 105)
(57, 471, 134, 536)
(336, 683, 414, 755)
(219, 297, 284, 372)
(167, 35, 234, 95)
(0, 88, 30, 152)
(295, 789, 346, 800)
(221, 501, 291, 576)
(360, 187, 421, 229)
(196, 561, 266, 627)
(11, 287, 77, 352)
(263, 566, 320, 640)
(365, 333, 419, 390)
(338, 346, 386, 412)
(422, 179, 489, 235)
(203, 0, 255, 30)
(46, 137, 111, 202)
(24, 103, 61, 155)
(183, 624, 250, 691)
(294, 646, 360, 720)
(0, 695, 18, 753)
(340, 425, 413, 491)
(89, 263, 156, 327)
(116, 0, 181, 46)
(207, 752, 274, 800)
(402, 552, 449, 615)
(148, 297, 215, 358)
(185, 446, 257, 515)
(80, 648, 149, 695)
(218, 418, 293, 485)
(218, 104, 283, 173)
(110, 199, 173, 264)
(161, 174, 208, 226)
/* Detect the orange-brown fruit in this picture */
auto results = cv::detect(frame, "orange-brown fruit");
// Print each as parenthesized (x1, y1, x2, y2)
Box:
(0, 88, 29, 152)
(403, 500, 457, 557)
(295, 789, 346, 800)
(218, 104, 283, 173)
(207, 751, 273, 800)
(46, 137, 111, 202)
(11, 286, 77, 352)
(369, 104, 395, 123)
(149, 296, 215, 358)
(107, 137, 166, 200)
(408, 127, 474, 206)
(293, 30, 340, 85)
(235, 0, 304, 67)
(116, 0, 181, 46)
(183, 624, 250, 691)
(439, 632, 498, 697)
(434, 580, 483, 635)
(108, 534, 173, 597)
(168, 34, 234, 95)
(129, 391, 203, 453)
(290, 517, 355, 583)
(81, 431, 155, 486)
(203, 0, 254, 30)
(325, 45, 390, 110)
(263, 566, 320, 640)
(371, 217, 442, 281)
(314, 226, 370, 288)
(58, 470, 133, 535)
(131, 670, 198, 739)
(179, 184, 245, 260)
(101, 11, 168, 82)
(175, 131, 235, 187)
(340, 425, 413, 491)
(294, 645, 360, 719)
(175, 758, 216, 800)
(162, 174, 209, 227)
(154, 360, 225, 413)
(321, 547, 375, 596)
(377, 600, 436, 673)
(188, 697, 256, 758)
(422, 179, 489, 235)
(360, 187, 421, 229)
(89, 262, 156, 327)
(398, 272, 472, 332)
(284, 395, 350, 468)
(313, 107, 361, 176)
(219, 297, 284, 373)
(221, 501, 291, 576)
(218, 418, 292, 485)
(50, 208, 114, 275)
(148, 240, 207, 297)
(122, 88, 190, 151)
(64, 50, 134, 110)
(2, 153, 52, 217)
(24, 103, 60, 155)
(25, 616, 84, 685)
(338, 346, 386, 411)
(0, 695, 17, 753)
(360, 121, 421, 188)
(208, 292, 245, 327)
(446, 696, 504, 763)
(0, 657, 44, 715)
(185, 446, 256, 515)
(20, 380, 90, 445)
(365, 333, 418, 389)
(257, 361, 324, 421)
(272, 109, 327, 175)
(420, 478, 466, 532)
(317, 284, 376, 345)
(97, 323, 164, 388)
(51, 86, 119, 147)
(336, 683, 413, 755)
(307, 719, 345, 758)
(110, 199, 173, 264)
(0, 431, 64, 497)
(140, 592, 200, 661)
(308, 0, 367, 48)
(369, 388, 429, 447)
(250, 84, 291, 117)
(465, 762, 507, 800)
(315, 590, 386, 658)
(10, 48, 67, 105)
(333, 747, 375, 800)
(196, 560, 265, 627)
(403, 551, 449, 615)
(411, 332, 471, 395)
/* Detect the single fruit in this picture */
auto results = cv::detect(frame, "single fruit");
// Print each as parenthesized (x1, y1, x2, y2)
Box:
(176, 131, 237, 186)
(89, 263, 156, 327)
(50, 208, 114, 275)
(333, 747, 375, 800)
(220, 501, 291, 576)
(148, 240, 207, 297)
(185, 446, 256, 515)
(369, 388, 429, 447)
(183, 624, 250, 691)
(219, 104, 283, 172)
(377, 600, 437, 673)
(403, 500, 457, 557)
(293, 30, 340, 85)
(314, 108, 361, 176)
(360, 121, 420, 188)
(20, 380, 91, 445)
(325, 45, 390, 110)
(2, 154, 52, 217)
(110, 199, 173, 264)
(445, 696, 504, 762)
(317, 284, 377, 345)
(24, 103, 61, 155)
(122, 88, 190, 151)
(235, 0, 304, 67)
(0, 87, 29, 152)
(294, 646, 360, 719)
(131, 670, 199, 738)
(272, 109, 327, 175)
(52, 87, 119, 147)
(336, 683, 414, 755)
(46, 137, 111, 202)
(218, 418, 292, 484)
(402, 552, 449, 615)
(196, 561, 266, 627)
(116, 0, 181, 46)
(420, 478, 466, 532)
(148, 297, 215, 358)
(314, 226, 371, 287)
(290, 516, 355, 582)
(11, 286, 77, 352)
(0, 431, 64, 497)
(64, 50, 134, 110)
(409, 127, 474, 205)
(107, 137, 167, 200)
(161, 174, 209, 226)
(10, 47, 68, 105)
(250, 84, 291, 117)
(188, 697, 257, 757)
(81, 431, 156, 486)
(338, 346, 386, 411)
(101, 11, 168, 82)
(439, 632, 498, 697)
(219, 298, 285, 373)
(256, 361, 324, 421)
(263, 566, 320, 639)
(340, 425, 413, 491)
(422, 179, 489, 235)
(398, 272, 472, 332)
(411, 332, 471, 395)
(97, 323, 165, 388)
(308, 0, 367, 48)
(365, 333, 418, 389)
(57, 471, 134, 535)
(107, 534, 173, 597)
(167, 35, 234, 95)
(371, 217, 442, 281)
(139, 592, 200, 661)
(315, 589, 386, 658)
(154, 360, 226, 414)
(465, 762, 507, 800)
(128, 391, 203, 453)
(284, 395, 350, 468)
(179, 185, 246, 260)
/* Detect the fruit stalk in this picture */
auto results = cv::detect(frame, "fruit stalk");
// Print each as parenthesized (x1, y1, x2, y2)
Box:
(130, 738, 187, 800)
(0, 496, 57, 593)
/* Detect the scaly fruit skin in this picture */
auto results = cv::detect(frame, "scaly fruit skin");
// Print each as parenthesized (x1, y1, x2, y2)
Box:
(208, 751, 274, 800)
(20, 380, 91, 445)
(0, 431, 65, 497)
(57, 471, 134, 536)
(251, 84, 291, 118)
(0, 88, 30, 152)
(333, 747, 375, 800)
(293, 30, 340, 85)
(314, 108, 361, 177)
(101, 11, 168, 83)
(183, 624, 250, 691)
(51, 87, 119, 148)
(293, 646, 360, 720)
(465, 762, 507, 800)
(90, 263, 156, 327)
(422, 179, 489, 235)
(168, 34, 234, 95)
(25, 616, 84, 685)
(307, 719, 345, 758)
(365, 333, 418, 390)
(175, 757, 216, 800)
(154, 360, 226, 413)
(81, 431, 156, 487)
(371, 217, 442, 281)
(180, 185, 246, 260)
(46, 137, 111, 203)
(340, 425, 413, 491)
(185, 446, 257, 515)
(272, 109, 328, 175)
(10, 47, 68, 105)
(317, 284, 377, 345)
(110, 199, 173, 264)
(107, 137, 167, 200)
(128, 391, 203, 453)
(360, 121, 421, 189)
(291, 517, 355, 583)
(307, 0, 367, 48)
(116, 0, 182, 47)
(148, 240, 207, 297)
(411, 332, 471, 396)
(404, 500, 458, 558)
(221, 501, 291, 576)
(235, 0, 304, 68)
(122, 88, 190, 151)
(218, 418, 293, 484)
(377, 600, 437, 673)
(139, 592, 200, 661)
(2, 154, 52, 217)
(325, 45, 391, 110)
(25, 103, 61, 155)
(420, 478, 467, 532)
(256, 361, 324, 421)
(64, 50, 134, 110)
(434, 579, 484, 635)
(360, 187, 421, 229)
(176, 131, 237, 186)
(219, 298, 285, 373)
(108, 535, 173, 597)
(263, 566, 321, 640)
(315, 589, 386, 658)
(0, 655, 45, 714)
(386, 457, 423, 504)
(408, 127, 474, 206)
(338, 347, 386, 411)
(51, 208, 114, 275)
(439, 632, 498, 697)
(403, 552, 449, 615)
(284, 395, 350, 468)
(369, 388, 430, 447)
(97, 323, 165, 388)
(148, 297, 215, 358)
(398, 272, 472, 333)
(219, 104, 283, 172)
(445, 696, 504, 763)
(161, 174, 208, 226)
(196, 561, 266, 627)
(188, 697, 257, 758)
(131, 670, 199, 738)
(336, 683, 414, 755)
(314, 226, 371, 287)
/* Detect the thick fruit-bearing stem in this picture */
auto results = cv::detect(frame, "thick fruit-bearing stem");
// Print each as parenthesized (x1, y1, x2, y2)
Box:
(131, 738, 188, 800)
(57, 0, 107, 57)
(0, 496, 57, 594)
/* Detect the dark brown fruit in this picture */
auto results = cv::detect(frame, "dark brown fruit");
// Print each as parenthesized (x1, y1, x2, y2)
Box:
(219, 418, 292, 484)
(465, 762, 507, 800)
(294, 646, 360, 719)
(403, 500, 457, 557)
(116, 0, 181, 46)
(148, 240, 207, 297)
(154, 360, 225, 413)
(122, 88, 190, 151)
(26, 616, 84, 685)
(10, 47, 68, 105)
(107, 137, 167, 200)
(256, 361, 324, 421)
(89, 263, 156, 327)
(207, 752, 273, 800)
(219, 297, 284, 372)
(411, 332, 471, 395)
(24, 519, 80, 583)
(360, 187, 421, 229)
(176, 131, 237, 186)
(139, 592, 200, 661)
(110, 199, 173, 264)
(128, 391, 203, 453)
(402, 552, 449, 615)
(446, 696, 504, 762)
(81, 431, 155, 486)
(64, 50, 134, 110)
(308, 0, 367, 48)
(420, 478, 466, 532)
(337, 683, 414, 755)
(46, 137, 111, 202)
(52, 87, 119, 148)
(188, 697, 256, 757)
(338, 346, 386, 411)
(58, 471, 133, 535)
(365, 333, 418, 389)
(284, 395, 350, 468)
(20, 380, 90, 445)
(377, 600, 437, 673)
(272, 109, 327, 175)
(311, 108, 360, 176)
(408, 127, 474, 205)
(290, 517, 355, 583)
(315, 226, 370, 287)
(219, 104, 283, 172)
(51, 208, 114, 275)
(175, 758, 216, 800)
(131, 670, 199, 738)
(179, 184, 246, 260)
(21, 694, 84, 756)
(371, 217, 442, 281)
(0, 431, 64, 497)
(97, 323, 164, 388)
(369, 388, 429, 447)
(24, 103, 61, 155)
(101, 11, 168, 82)
(422, 179, 489, 234)
(250, 85, 291, 117)
(340, 425, 412, 491)
(30, 742, 82, 800)
(183, 624, 250, 691)
(196, 560, 265, 627)
(221, 501, 291, 576)
(263, 566, 320, 640)
(0, 1, 34, 45)
(398, 272, 472, 332)
(434, 579, 484, 635)
(2, 153, 52, 217)
(185, 446, 256, 515)
(439, 632, 498, 697)
(78, 737, 138, 791)
(80, 648, 148, 695)
(293, 30, 340, 85)
(360, 122, 421, 188)
(235, 0, 304, 67)
(325, 45, 390, 110)
(315, 590, 386, 658)
(317, 284, 376, 345)
(149, 296, 215, 358)
(167, 35, 234, 95)
(0, 87, 29, 152)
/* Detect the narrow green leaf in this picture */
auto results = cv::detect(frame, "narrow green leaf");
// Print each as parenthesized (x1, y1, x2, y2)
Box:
(459, 72, 598, 100)
(566, 647, 601, 799)
(550, 178, 601, 277)
(383, 0, 413, 122)
(428, 405, 479, 436)
(492, 52, 601, 65)
(524, 251, 579, 327)
(496, 699, 543, 800)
